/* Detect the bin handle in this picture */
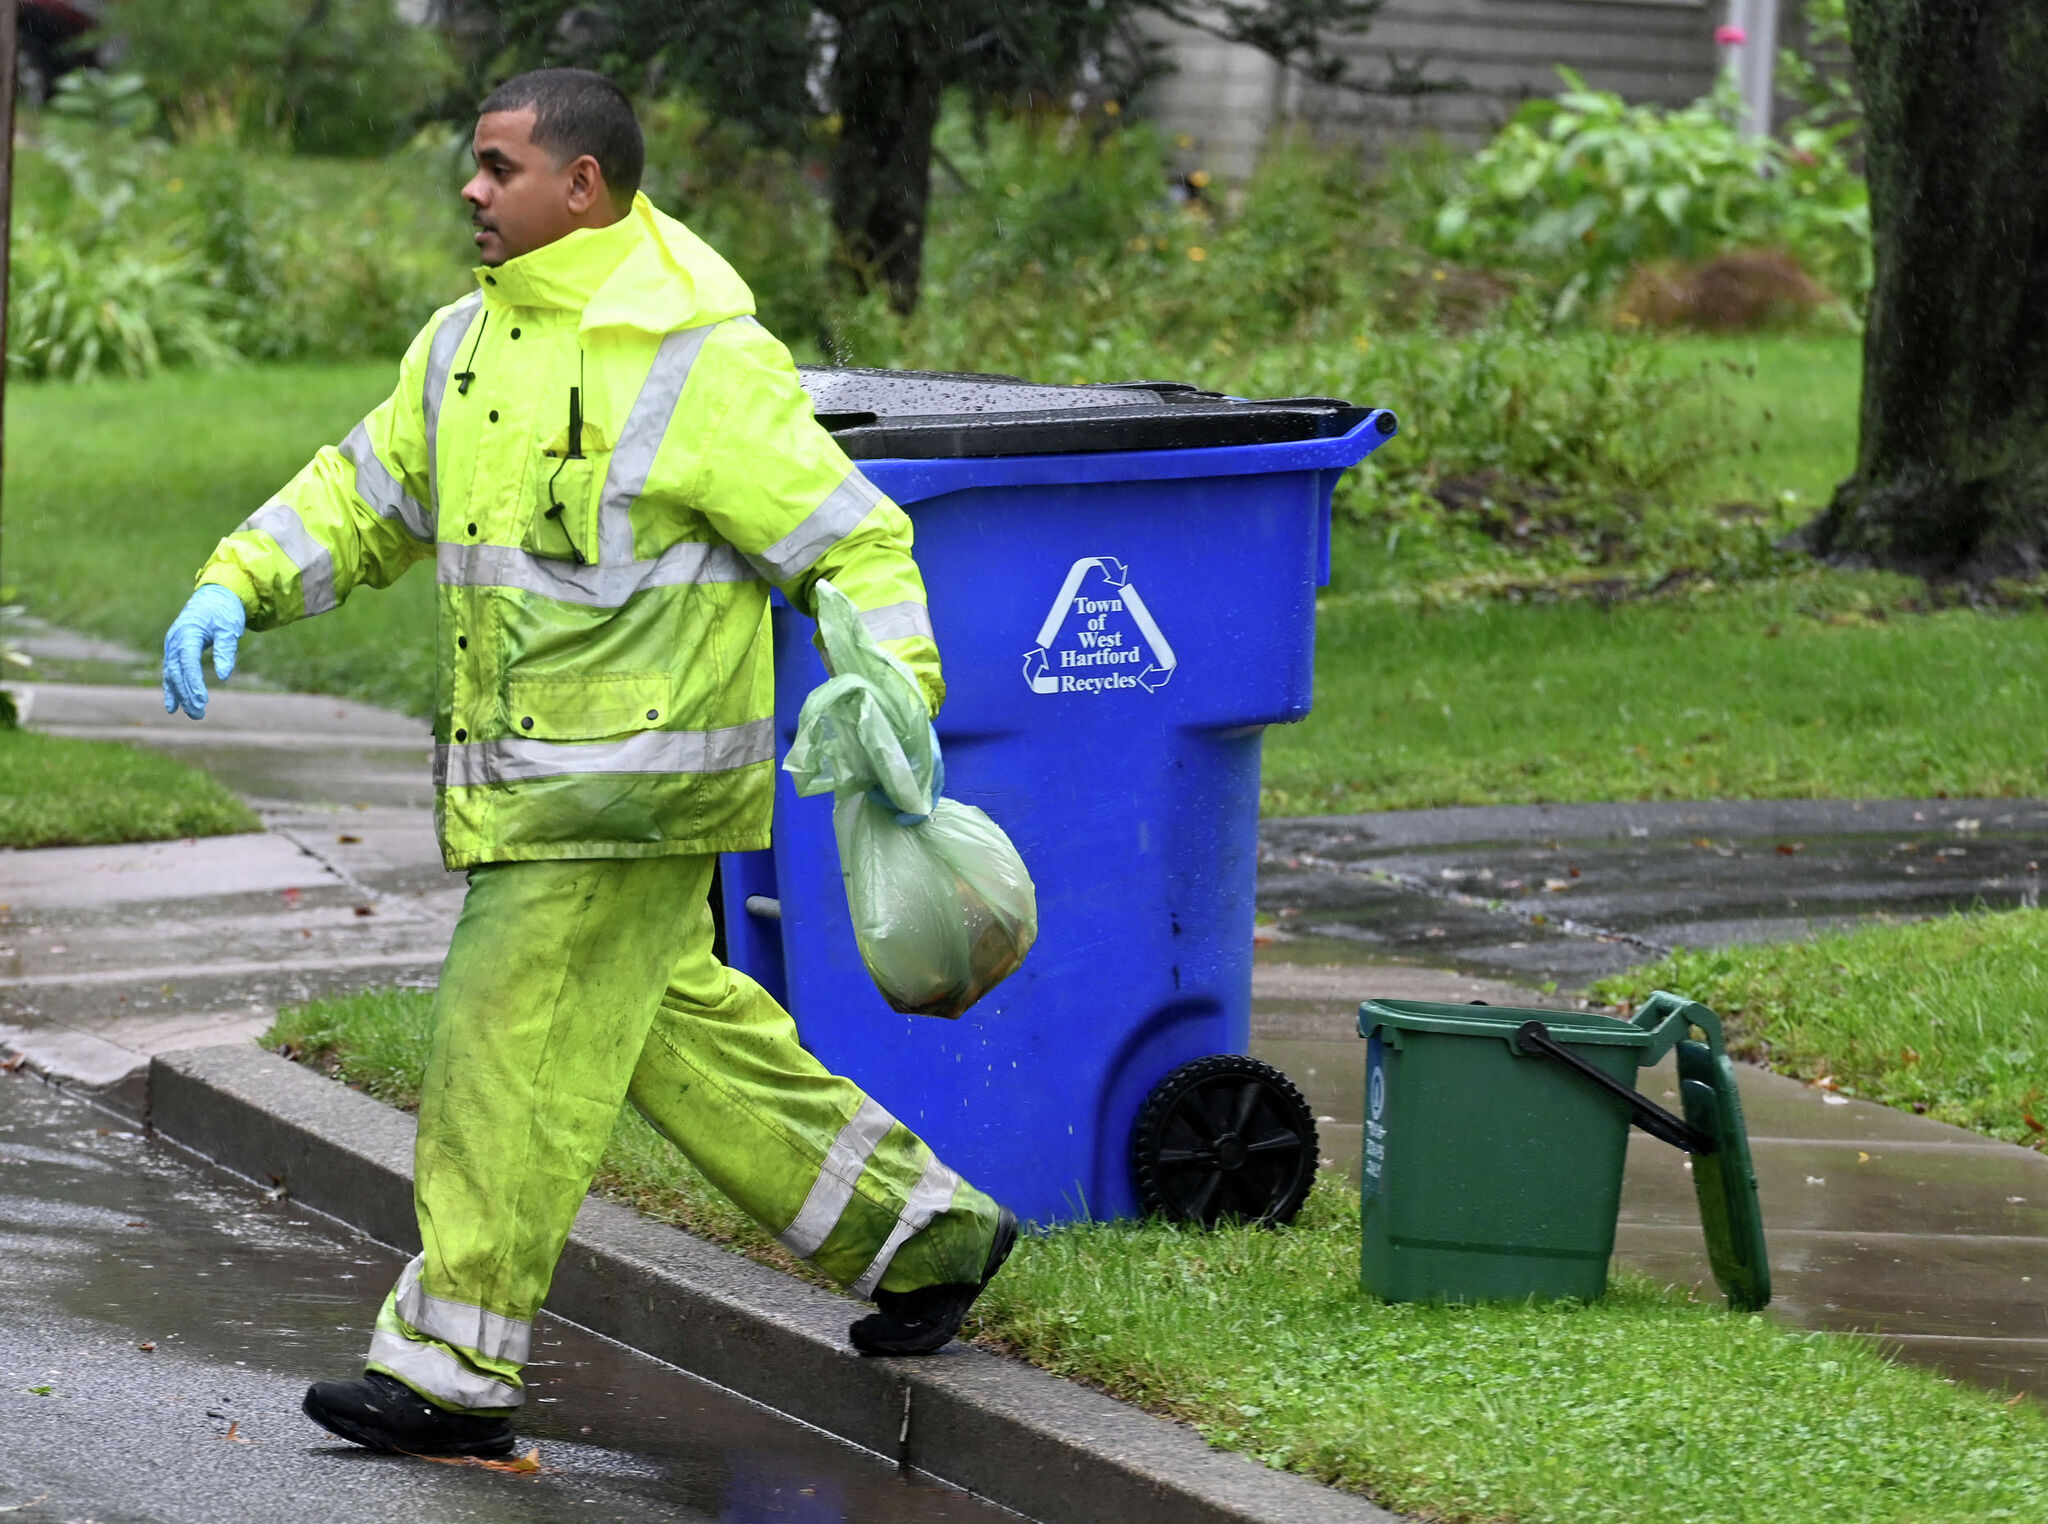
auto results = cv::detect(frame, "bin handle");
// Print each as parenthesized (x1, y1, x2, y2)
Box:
(1629, 989, 1727, 1065)
(1513, 1021, 1718, 1155)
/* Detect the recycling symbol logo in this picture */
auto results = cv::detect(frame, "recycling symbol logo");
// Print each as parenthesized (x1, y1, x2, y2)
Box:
(1021, 556, 1178, 696)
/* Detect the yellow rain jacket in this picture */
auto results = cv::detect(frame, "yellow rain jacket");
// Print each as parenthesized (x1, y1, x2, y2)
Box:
(197, 195, 940, 869)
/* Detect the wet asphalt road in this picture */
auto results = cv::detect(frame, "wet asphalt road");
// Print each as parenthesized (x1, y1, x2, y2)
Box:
(0, 1073, 1013, 1524)
(1259, 796, 2048, 985)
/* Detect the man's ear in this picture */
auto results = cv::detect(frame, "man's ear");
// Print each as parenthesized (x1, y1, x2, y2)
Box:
(565, 154, 608, 215)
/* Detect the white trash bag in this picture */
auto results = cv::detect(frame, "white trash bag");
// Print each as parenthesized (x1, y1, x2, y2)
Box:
(783, 581, 1037, 1020)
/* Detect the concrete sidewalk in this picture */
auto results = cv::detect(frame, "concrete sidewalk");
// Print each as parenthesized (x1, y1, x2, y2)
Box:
(0, 681, 457, 1108)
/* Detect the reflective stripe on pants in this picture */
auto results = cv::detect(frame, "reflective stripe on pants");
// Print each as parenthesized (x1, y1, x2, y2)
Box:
(366, 853, 1001, 1412)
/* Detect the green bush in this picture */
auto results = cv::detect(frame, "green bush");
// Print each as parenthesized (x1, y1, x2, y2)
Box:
(1430, 70, 1870, 315)
(105, 0, 455, 154)
(8, 114, 240, 379)
(8, 107, 471, 378)
(818, 113, 1724, 571)
(8, 227, 237, 380)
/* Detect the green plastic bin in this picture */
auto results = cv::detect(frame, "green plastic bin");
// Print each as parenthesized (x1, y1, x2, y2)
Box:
(1358, 990, 1768, 1310)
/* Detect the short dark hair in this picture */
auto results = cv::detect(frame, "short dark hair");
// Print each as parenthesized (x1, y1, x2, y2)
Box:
(479, 68, 643, 200)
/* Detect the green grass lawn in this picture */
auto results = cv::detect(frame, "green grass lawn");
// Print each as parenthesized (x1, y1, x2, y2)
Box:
(266, 987, 2048, 1524)
(1659, 332, 1864, 513)
(1265, 572, 2048, 814)
(0, 724, 259, 846)
(1594, 910, 2048, 1149)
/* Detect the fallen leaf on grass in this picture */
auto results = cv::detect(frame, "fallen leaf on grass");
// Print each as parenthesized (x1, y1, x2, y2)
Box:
(2025, 1112, 2045, 1136)
(1775, 842, 1803, 855)
(404, 1447, 548, 1475)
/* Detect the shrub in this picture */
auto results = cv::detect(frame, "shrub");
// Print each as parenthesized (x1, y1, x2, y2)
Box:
(8, 109, 472, 377)
(1430, 70, 1870, 316)
(9, 227, 237, 380)
(105, 0, 455, 154)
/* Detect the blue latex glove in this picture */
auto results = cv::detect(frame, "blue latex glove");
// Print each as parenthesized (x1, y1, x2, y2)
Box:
(873, 724, 945, 826)
(161, 584, 247, 720)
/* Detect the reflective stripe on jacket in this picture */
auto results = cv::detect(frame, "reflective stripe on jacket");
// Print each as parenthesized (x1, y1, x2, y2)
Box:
(196, 195, 940, 869)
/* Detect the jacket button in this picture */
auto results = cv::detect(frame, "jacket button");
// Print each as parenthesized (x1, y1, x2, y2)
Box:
(454, 728, 468, 742)
(646, 709, 659, 721)
(457, 636, 467, 650)
(521, 717, 533, 730)
(488, 410, 499, 423)
(510, 327, 521, 339)
(484, 275, 496, 285)
(467, 523, 478, 536)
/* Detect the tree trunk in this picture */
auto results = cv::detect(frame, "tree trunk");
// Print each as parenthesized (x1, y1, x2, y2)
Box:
(826, 10, 948, 315)
(1802, 0, 2048, 579)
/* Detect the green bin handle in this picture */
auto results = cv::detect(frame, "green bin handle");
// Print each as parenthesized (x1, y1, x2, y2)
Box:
(1627, 989, 1771, 1312)
(1630, 988, 1727, 1065)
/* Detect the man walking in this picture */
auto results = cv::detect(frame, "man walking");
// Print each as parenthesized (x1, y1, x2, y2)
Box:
(160, 68, 1014, 1459)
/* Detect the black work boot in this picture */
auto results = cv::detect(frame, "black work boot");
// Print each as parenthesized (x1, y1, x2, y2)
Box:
(849, 1207, 1018, 1356)
(302, 1370, 516, 1457)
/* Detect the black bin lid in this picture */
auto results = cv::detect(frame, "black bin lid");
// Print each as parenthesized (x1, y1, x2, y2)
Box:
(798, 366, 1373, 460)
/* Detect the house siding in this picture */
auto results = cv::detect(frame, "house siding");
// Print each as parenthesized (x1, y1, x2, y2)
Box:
(1140, 0, 1720, 177)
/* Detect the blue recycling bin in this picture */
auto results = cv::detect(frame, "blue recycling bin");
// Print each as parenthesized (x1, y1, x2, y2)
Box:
(720, 371, 1396, 1225)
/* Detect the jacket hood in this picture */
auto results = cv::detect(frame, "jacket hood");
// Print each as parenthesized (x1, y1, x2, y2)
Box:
(474, 192, 756, 336)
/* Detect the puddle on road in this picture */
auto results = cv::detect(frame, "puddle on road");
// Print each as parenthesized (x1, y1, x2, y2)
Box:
(0, 1074, 1010, 1524)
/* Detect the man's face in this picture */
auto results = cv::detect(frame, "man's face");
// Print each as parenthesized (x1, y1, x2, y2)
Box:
(462, 108, 604, 265)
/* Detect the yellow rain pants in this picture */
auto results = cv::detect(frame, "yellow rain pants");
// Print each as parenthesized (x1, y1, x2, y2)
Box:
(364, 853, 1002, 1411)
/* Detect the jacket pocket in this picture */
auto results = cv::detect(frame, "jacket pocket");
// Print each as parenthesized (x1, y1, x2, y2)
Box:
(504, 673, 668, 742)
(521, 449, 609, 564)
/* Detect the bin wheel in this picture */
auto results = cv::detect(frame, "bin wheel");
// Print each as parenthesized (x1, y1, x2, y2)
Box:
(1132, 1055, 1318, 1228)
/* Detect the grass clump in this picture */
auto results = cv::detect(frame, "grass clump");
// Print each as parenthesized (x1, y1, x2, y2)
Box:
(267, 987, 2048, 1523)
(1593, 910, 2048, 1148)
(0, 726, 258, 846)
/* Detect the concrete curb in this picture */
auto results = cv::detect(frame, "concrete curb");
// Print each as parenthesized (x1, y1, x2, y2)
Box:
(148, 1045, 1402, 1524)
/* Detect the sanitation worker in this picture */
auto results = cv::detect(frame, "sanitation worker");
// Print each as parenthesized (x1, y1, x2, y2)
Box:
(159, 68, 1015, 1459)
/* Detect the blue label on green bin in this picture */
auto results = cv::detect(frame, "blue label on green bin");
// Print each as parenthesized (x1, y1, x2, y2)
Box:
(1021, 555, 1178, 696)
(1364, 1035, 1388, 1199)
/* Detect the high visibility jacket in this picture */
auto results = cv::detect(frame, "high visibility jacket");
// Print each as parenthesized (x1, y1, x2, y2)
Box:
(197, 195, 940, 870)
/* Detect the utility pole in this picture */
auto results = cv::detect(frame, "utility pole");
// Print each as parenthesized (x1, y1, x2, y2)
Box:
(1720, 0, 1783, 139)
(0, 0, 15, 599)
